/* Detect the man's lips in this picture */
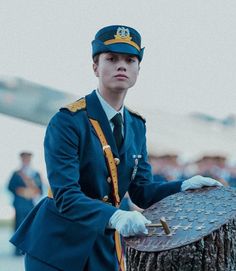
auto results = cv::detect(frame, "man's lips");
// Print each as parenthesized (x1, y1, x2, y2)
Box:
(114, 74, 128, 78)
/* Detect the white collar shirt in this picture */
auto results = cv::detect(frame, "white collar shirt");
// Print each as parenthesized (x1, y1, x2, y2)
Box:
(96, 89, 124, 135)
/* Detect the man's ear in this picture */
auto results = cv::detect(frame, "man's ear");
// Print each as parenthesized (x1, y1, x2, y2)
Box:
(93, 63, 99, 77)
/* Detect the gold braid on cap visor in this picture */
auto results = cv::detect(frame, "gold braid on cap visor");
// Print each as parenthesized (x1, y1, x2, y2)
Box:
(104, 38, 141, 51)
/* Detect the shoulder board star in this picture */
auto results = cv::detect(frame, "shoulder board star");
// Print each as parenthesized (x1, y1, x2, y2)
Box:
(126, 107, 146, 122)
(63, 98, 86, 112)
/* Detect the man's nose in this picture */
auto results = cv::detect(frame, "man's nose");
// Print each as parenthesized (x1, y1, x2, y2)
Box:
(117, 61, 127, 71)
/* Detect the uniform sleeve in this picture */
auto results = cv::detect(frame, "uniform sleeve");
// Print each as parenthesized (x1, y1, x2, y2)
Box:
(35, 173, 43, 195)
(128, 123, 183, 209)
(8, 172, 20, 195)
(44, 111, 117, 234)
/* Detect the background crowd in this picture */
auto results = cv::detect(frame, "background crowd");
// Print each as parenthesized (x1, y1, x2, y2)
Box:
(149, 154, 236, 187)
(120, 154, 236, 211)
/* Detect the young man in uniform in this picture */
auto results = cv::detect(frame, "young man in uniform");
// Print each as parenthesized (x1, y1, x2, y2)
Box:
(8, 152, 43, 256)
(10, 25, 222, 271)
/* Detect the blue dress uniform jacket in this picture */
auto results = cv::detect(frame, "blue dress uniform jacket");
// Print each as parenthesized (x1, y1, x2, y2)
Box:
(10, 90, 182, 271)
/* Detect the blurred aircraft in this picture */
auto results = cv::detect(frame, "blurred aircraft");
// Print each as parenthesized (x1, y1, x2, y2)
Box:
(0, 76, 76, 125)
(146, 107, 236, 161)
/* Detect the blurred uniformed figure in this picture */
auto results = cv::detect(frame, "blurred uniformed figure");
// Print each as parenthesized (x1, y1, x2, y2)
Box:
(8, 151, 43, 256)
(10, 25, 222, 270)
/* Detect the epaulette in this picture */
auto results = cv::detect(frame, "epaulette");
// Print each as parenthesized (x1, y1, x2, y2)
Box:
(126, 107, 146, 122)
(63, 98, 86, 113)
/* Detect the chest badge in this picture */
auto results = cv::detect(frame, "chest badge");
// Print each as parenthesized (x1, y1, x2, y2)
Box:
(131, 154, 142, 181)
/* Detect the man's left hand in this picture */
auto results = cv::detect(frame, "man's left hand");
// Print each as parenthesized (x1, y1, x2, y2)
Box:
(181, 175, 223, 191)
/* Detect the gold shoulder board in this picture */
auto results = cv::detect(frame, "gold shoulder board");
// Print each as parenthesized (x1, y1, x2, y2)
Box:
(64, 98, 86, 112)
(127, 107, 146, 122)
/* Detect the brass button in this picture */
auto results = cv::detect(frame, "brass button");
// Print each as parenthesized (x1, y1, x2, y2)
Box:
(114, 158, 120, 165)
(107, 176, 112, 183)
(102, 195, 109, 202)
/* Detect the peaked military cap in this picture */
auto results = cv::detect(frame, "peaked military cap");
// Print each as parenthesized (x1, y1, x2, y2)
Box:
(92, 25, 144, 61)
(20, 151, 32, 157)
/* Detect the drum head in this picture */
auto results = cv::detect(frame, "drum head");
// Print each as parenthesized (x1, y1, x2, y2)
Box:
(125, 186, 236, 252)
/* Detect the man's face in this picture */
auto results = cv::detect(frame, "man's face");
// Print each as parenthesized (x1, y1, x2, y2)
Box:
(93, 52, 140, 93)
(21, 155, 32, 166)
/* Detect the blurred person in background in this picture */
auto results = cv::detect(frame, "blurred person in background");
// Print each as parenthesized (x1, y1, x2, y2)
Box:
(149, 154, 184, 184)
(148, 155, 168, 185)
(8, 151, 43, 256)
(194, 156, 229, 186)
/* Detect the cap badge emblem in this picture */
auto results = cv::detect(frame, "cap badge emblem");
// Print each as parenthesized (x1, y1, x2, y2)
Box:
(115, 27, 132, 42)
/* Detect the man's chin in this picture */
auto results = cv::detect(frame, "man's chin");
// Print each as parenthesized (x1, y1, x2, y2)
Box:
(111, 82, 135, 92)
(111, 87, 129, 94)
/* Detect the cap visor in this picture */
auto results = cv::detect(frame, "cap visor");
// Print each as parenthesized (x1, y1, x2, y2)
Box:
(106, 43, 140, 57)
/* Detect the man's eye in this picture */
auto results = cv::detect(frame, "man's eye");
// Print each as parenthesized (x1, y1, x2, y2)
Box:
(127, 58, 136, 63)
(107, 57, 115, 62)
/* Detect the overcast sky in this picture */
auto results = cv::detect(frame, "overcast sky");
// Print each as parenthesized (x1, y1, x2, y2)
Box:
(0, 1, 236, 193)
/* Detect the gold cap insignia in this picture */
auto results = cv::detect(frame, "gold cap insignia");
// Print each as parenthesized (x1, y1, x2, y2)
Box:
(114, 27, 132, 42)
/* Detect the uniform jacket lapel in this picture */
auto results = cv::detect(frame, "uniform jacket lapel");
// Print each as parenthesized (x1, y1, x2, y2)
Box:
(86, 90, 120, 158)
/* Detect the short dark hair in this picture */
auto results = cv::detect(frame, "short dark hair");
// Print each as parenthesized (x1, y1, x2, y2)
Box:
(93, 54, 100, 64)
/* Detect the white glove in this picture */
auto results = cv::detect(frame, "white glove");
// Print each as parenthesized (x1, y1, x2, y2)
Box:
(109, 210, 151, 237)
(181, 175, 223, 191)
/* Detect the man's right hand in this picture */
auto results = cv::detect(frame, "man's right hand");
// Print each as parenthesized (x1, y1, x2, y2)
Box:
(16, 187, 39, 199)
(109, 210, 151, 237)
